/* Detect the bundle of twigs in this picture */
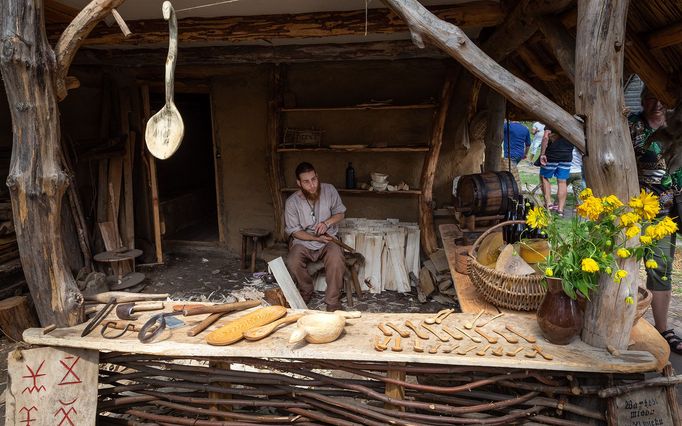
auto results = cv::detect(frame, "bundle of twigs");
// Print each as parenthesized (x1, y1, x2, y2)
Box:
(96, 353, 619, 425)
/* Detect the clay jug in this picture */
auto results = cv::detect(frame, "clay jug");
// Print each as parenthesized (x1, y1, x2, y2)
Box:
(537, 277, 583, 345)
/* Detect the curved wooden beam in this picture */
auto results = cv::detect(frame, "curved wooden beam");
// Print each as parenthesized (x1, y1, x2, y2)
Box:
(54, 0, 126, 100)
(419, 71, 457, 255)
(381, 0, 586, 152)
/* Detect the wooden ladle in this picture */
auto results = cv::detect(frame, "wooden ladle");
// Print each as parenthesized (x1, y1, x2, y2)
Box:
(145, 1, 184, 160)
(243, 313, 304, 341)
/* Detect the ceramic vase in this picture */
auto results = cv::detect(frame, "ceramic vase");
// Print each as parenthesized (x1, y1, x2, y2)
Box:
(537, 277, 584, 345)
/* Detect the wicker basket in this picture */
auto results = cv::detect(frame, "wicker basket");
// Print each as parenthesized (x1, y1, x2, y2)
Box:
(469, 220, 546, 311)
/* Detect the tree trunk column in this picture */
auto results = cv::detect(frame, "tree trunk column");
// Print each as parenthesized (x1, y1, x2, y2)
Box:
(0, 0, 83, 326)
(575, 0, 637, 350)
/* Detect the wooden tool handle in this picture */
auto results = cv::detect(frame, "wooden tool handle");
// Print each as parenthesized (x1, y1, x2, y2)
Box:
(243, 313, 304, 341)
(187, 312, 223, 337)
(85, 292, 169, 303)
(173, 304, 208, 312)
(183, 300, 261, 316)
(132, 302, 164, 312)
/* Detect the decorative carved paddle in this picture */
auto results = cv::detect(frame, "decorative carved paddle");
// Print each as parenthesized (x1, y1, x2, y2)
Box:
(145, 1, 184, 160)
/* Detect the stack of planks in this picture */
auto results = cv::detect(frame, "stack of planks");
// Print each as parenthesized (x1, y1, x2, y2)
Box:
(333, 218, 420, 294)
(416, 248, 457, 304)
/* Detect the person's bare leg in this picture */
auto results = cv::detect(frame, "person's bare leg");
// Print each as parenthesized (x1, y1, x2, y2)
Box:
(557, 180, 568, 212)
(541, 176, 553, 207)
(651, 290, 671, 333)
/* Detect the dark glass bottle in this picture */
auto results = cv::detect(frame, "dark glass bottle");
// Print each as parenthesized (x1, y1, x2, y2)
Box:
(345, 162, 356, 189)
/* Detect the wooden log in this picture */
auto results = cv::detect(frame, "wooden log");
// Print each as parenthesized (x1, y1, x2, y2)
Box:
(516, 45, 557, 81)
(419, 70, 456, 255)
(575, 0, 638, 350)
(0, 0, 84, 326)
(0, 296, 39, 341)
(49, 2, 505, 47)
(382, 0, 585, 152)
(483, 89, 505, 172)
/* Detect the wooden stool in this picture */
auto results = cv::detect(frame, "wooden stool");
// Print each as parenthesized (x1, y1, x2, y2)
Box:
(240, 228, 270, 272)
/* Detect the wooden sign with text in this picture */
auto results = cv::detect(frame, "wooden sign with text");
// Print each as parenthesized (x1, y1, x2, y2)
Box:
(611, 387, 674, 426)
(5, 347, 98, 426)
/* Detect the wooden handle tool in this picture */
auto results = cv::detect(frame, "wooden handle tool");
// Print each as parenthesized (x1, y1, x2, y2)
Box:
(477, 313, 504, 328)
(493, 329, 518, 344)
(183, 300, 261, 316)
(405, 320, 430, 340)
(420, 322, 450, 342)
(474, 328, 498, 344)
(85, 291, 169, 304)
(243, 313, 304, 341)
(505, 324, 537, 343)
(464, 309, 485, 329)
(454, 326, 482, 343)
(442, 325, 464, 340)
(386, 322, 410, 338)
(187, 312, 223, 337)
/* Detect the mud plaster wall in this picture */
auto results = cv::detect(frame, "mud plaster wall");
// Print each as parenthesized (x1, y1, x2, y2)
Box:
(211, 60, 484, 252)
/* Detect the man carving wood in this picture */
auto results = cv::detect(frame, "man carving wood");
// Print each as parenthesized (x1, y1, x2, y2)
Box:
(285, 162, 346, 311)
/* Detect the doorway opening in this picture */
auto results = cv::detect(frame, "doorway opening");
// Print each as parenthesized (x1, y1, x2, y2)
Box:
(152, 92, 219, 242)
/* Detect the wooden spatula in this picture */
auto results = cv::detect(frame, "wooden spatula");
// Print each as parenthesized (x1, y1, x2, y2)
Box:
(243, 313, 304, 341)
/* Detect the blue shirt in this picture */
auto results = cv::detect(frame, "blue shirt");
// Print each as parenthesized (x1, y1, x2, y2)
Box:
(502, 122, 531, 159)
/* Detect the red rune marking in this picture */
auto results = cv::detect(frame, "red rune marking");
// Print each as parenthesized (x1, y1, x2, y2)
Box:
(54, 406, 77, 426)
(21, 361, 47, 394)
(58, 356, 82, 385)
(19, 406, 37, 425)
(59, 398, 78, 405)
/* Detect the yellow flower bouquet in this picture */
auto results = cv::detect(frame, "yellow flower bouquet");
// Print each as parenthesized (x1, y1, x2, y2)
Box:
(525, 188, 677, 302)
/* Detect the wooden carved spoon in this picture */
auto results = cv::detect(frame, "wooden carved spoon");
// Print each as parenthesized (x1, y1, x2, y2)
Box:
(243, 313, 304, 341)
(145, 1, 185, 159)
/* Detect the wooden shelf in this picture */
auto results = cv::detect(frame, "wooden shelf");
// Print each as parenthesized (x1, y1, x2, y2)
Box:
(277, 146, 429, 153)
(280, 104, 437, 112)
(281, 187, 421, 196)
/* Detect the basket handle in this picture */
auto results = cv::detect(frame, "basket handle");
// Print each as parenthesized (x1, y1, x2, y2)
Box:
(470, 220, 527, 257)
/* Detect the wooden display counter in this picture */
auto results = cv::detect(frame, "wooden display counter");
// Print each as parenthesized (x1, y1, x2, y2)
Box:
(439, 223, 672, 371)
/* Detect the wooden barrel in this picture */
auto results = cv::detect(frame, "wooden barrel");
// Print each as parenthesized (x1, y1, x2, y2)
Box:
(455, 171, 519, 216)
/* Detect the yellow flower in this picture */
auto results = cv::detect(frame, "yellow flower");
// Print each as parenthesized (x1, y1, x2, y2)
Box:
(619, 212, 640, 227)
(640, 235, 653, 245)
(653, 216, 678, 239)
(617, 248, 630, 258)
(645, 259, 658, 269)
(602, 195, 624, 213)
(577, 196, 605, 221)
(605, 266, 612, 274)
(625, 296, 634, 305)
(614, 269, 628, 283)
(629, 190, 660, 220)
(526, 207, 549, 229)
(579, 188, 593, 200)
(644, 226, 657, 239)
(581, 258, 600, 273)
(625, 225, 640, 239)
(545, 268, 553, 277)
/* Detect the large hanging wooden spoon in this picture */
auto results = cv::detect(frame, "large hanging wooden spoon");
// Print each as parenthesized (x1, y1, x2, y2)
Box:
(243, 313, 305, 341)
(145, 1, 184, 160)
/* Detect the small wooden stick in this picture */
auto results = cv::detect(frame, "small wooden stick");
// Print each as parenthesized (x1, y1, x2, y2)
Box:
(491, 346, 505, 356)
(474, 328, 498, 344)
(413, 339, 424, 353)
(506, 347, 524, 357)
(377, 323, 393, 337)
(442, 325, 464, 340)
(477, 313, 504, 328)
(442, 344, 458, 353)
(493, 329, 518, 344)
(428, 343, 441, 354)
(464, 309, 485, 329)
(456, 344, 478, 355)
(404, 320, 430, 340)
(111, 9, 132, 38)
(435, 309, 455, 324)
(420, 322, 450, 342)
(532, 344, 554, 360)
(386, 322, 410, 338)
(476, 344, 491, 356)
(454, 326, 482, 343)
(374, 336, 390, 351)
(525, 348, 538, 358)
(391, 336, 403, 352)
(505, 324, 537, 343)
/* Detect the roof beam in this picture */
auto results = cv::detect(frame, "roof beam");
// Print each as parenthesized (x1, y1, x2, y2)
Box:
(516, 44, 557, 81)
(47, 2, 504, 47)
(44, 0, 79, 23)
(646, 21, 682, 50)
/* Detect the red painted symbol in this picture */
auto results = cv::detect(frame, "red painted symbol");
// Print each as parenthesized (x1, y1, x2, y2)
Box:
(58, 356, 82, 385)
(54, 406, 77, 426)
(19, 406, 37, 425)
(21, 361, 47, 394)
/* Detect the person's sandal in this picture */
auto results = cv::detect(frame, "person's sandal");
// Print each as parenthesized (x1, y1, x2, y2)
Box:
(556, 210, 564, 218)
(661, 329, 682, 355)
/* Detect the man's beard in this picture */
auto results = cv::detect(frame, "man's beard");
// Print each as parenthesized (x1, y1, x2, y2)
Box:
(302, 185, 320, 202)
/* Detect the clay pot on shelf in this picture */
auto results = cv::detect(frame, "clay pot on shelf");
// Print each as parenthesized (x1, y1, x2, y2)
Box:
(537, 277, 583, 345)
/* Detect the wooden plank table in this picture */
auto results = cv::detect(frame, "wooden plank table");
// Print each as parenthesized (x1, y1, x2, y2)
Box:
(24, 306, 658, 374)
(439, 223, 671, 371)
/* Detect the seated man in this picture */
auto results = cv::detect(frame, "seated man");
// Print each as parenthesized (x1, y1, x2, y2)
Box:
(284, 162, 347, 311)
